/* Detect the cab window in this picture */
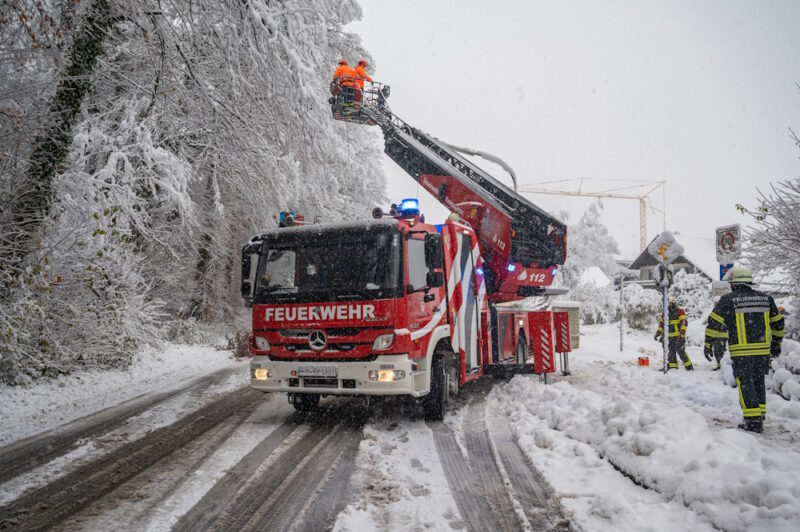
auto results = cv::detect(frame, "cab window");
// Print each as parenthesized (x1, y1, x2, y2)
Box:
(407, 238, 429, 292)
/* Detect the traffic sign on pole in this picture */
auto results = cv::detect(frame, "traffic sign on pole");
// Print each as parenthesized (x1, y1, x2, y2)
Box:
(648, 230, 684, 266)
(719, 263, 734, 281)
(648, 231, 683, 373)
(716, 224, 740, 263)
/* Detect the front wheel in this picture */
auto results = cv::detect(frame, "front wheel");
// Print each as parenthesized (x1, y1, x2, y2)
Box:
(291, 393, 320, 413)
(422, 355, 447, 421)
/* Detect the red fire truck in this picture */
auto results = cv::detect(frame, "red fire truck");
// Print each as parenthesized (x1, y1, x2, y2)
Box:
(241, 83, 572, 419)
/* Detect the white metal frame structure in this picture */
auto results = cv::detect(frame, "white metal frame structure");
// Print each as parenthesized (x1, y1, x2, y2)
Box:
(518, 179, 666, 252)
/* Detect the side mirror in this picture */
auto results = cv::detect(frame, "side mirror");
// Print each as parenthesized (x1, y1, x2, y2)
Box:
(241, 279, 252, 299)
(241, 243, 259, 301)
(424, 233, 443, 269)
(426, 271, 444, 288)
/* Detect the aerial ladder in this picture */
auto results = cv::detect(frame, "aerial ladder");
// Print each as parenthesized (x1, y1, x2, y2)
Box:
(331, 80, 567, 303)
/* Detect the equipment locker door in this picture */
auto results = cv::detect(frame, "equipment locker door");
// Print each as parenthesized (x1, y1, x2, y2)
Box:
(459, 233, 480, 374)
(443, 222, 483, 378)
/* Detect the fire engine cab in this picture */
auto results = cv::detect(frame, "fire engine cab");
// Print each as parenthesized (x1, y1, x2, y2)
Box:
(241, 82, 572, 419)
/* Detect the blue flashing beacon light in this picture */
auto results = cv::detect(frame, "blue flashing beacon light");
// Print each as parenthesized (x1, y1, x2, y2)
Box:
(398, 198, 420, 217)
(506, 264, 516, 273)
(278, 211, 295, 227)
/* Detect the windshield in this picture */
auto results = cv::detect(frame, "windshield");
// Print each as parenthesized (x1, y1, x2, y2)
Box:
(253, 226, 402, 303)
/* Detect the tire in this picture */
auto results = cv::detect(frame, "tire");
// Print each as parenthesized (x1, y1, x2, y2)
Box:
(422, 355, 447, 421)
(292, 394, 320, 413)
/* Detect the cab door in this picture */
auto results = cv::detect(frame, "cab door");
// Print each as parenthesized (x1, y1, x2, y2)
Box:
(406, 235, 434, 351)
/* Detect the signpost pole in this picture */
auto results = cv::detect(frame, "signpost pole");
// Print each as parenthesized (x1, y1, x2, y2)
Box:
(619, 271, 624, 352)
(662, 287, 668, 373)
(647, 230, 683, 375)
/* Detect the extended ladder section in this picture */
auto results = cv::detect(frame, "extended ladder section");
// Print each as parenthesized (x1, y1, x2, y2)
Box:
(332, 83, 567, 301)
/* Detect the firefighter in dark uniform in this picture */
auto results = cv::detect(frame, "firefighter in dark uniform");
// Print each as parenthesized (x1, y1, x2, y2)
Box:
(655, 299, 694, 370)
(707, 295, 727, 370)
(704, 267, 784, 433)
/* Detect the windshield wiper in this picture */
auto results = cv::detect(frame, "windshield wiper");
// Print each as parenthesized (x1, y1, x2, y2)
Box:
(335, 293, 366, 300)
(263, 287, 296, 294)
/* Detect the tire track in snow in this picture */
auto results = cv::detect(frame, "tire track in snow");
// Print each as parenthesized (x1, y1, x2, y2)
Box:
(58, 409, 255, 531)
(429, 420, 501, 531)
(485, 410, 571, 531)
(462, 400, 520, 531)
(0, 388, 259, 531)
(0, 367, 239, 486)
(431, 392, 569, 532)
(176, 399, 366, 532)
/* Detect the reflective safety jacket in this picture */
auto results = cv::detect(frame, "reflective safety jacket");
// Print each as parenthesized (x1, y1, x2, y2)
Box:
(656, 306, 687, 340)
(333, 64, 355, 87)
(354, 65, 372, 89)
(704, 284, 784, 357)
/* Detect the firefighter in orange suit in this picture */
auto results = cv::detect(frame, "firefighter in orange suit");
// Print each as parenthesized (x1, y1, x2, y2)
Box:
(354, 59, 372, 90)
(704, 267, 784, 433)
(655, 299, 694, 371)
(333, 59, 355, 87)
(331, 59, 356, 113)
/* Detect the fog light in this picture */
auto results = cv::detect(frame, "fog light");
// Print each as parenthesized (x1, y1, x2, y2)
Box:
(254, 367, 270, 380)
(368, 369, 405, 382)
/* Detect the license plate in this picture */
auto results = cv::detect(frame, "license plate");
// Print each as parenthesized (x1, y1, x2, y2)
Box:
(298, 366, 337, 378)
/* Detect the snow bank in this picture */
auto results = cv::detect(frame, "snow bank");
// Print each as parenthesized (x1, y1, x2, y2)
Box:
(0, 341, 244, 447)
(491, 324, 800, 532)
(770, 339, 800, 401)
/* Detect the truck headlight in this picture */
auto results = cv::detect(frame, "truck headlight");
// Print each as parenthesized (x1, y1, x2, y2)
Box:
(372, 333, 395, 351)
(253, 367, 270, 380)
(254, 336, 270, 351)
(368, 369, 406, 382)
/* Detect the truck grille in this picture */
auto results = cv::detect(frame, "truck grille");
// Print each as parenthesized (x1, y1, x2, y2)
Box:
(302, 378, 339, 388)
(280, 328, 362, 337)
(283, 343, 365, 352)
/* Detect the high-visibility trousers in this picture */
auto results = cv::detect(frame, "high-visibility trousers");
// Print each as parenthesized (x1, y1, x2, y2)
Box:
(667, 338, 693, 369)
(732, 355, 769, 419)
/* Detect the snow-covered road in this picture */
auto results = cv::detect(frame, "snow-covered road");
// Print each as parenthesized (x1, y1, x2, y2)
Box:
(1, 329, 799, 531)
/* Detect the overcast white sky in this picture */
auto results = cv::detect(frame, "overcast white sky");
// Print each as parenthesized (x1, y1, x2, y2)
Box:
(347, 0, 800, 276)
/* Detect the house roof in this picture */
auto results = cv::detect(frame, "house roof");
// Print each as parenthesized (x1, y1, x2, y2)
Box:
(629, 237, 712, 279)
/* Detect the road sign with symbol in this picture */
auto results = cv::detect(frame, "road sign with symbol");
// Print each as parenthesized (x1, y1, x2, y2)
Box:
(716, 224, 740, 263)
(648, 231, 684, 266)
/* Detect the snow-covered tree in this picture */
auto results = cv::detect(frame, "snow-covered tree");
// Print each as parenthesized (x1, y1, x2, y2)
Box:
(0, 0, 385, 384)
(622, 283, 662, 330)
(570, 282, 619, 325)
(559, 202, 621, 289)
(556, 202, 622, 324)
(737, 130, 800, 298)
(670, 270, 712, 320)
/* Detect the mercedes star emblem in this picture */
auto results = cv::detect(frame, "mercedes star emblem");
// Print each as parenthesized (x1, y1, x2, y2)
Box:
(308, 330, 327, 351)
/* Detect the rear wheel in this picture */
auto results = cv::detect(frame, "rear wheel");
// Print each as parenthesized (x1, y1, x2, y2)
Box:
(291, 393, 320, 413)
(422, 355, 447, 421)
